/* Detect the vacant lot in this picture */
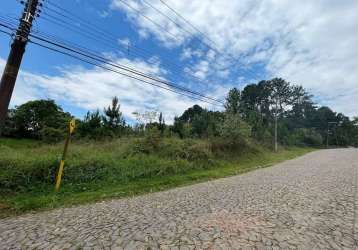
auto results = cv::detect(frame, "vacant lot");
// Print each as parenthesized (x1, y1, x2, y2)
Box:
(0, 138, 312, 216)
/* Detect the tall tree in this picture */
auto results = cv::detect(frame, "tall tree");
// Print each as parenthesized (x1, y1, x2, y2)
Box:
(103, 96, 125, 130)
(225, 88, 241, 114)
(240, 82, 271, 141)
(267, 78, 294, 151)
(158, 112, 165, 134)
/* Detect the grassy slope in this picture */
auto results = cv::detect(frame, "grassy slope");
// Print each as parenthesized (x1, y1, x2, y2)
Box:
(0, 138, 314, 217)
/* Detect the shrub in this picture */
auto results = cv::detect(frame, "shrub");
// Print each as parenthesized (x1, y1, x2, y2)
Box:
(285, 128, 323, 146)
(215, 113, 251, 152)
(40, 127, 66, 143)
(186, 141, 212, 161)
(131, 127, 163, 154)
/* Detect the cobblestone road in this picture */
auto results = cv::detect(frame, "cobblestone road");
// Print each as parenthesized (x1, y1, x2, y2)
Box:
(1, 149, 358, 249)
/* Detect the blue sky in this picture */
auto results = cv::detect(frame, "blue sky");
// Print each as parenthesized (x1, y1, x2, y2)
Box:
(1, 0, 358, 122)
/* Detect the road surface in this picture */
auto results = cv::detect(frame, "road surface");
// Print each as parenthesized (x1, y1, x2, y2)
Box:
(0, 149, 357, 249)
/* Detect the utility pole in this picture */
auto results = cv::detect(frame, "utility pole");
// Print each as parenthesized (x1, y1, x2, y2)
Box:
(0, 0, 41, 135)
(274, 115, 278, 152)
(326, 123, 329, 148)
(326, 121, 338, 148)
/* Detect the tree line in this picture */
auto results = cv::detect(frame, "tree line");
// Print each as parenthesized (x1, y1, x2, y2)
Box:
(2, 78, 358, 148)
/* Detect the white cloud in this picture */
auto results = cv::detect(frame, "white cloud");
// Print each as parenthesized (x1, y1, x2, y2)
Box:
(180, 48, 203, 61)
(0, 58, 218, 123)
(110, 0, 358, 117)
(98, 10, 110, 18)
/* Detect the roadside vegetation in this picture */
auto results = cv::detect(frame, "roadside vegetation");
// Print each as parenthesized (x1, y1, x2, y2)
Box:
(1, 78, 357, 216)
(0, 138, 312, 217)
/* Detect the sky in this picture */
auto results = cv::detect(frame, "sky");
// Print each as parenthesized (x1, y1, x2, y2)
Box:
(0, 0, 357, 123)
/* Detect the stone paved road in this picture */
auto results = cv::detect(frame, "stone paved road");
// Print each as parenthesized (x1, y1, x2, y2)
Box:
(1, 149, 358, 249)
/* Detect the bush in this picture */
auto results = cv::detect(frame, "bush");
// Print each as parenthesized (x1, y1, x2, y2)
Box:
(285, 128, 323, 146)
(130, 127, 163, 154)
(40, 127, 66, 143)
(216, 113, 251, 151)
(0, 154, 58, 192)
(186, 141, 212, 161)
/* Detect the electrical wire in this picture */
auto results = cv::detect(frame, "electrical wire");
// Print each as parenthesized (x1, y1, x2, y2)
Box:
(157, 0, 264, 79)
(0, 29, 12, 37)
(28, 33, 224, 104)
(41, 5, 215, 86)
(28, 39, 223, 106)
(0, 20, 224, 105)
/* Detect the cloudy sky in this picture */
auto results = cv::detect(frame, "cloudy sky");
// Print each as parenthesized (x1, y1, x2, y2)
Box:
(0, 0, 357, 123)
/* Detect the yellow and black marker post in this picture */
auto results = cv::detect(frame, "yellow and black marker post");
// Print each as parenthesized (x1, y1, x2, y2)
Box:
(55, 119, 76, 192)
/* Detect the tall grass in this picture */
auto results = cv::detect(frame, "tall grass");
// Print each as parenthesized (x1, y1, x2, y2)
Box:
(0, 137, 314, 216)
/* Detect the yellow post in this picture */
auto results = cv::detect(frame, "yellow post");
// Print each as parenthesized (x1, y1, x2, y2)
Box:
(55, 119, 76, 192)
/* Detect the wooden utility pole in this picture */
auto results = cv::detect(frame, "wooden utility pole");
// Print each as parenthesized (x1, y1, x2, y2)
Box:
(274, 115, 278, 152)
(326, 121, 338, 148)
(0, 0, 41, 135)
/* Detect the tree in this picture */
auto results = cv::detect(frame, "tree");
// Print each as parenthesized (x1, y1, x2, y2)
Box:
(178, 105, 204, 123)
(77, 110, 104, 139)
(266, 78, 295, 151)
(103, 96, 125, 134)
(11, 100, 71, 139)
(2, 108, 16, 137)
(225, 88, 241, 114)
(173, 105, 223, 138)
(173, 105, 204, 138)
(158, 112, 165, 134)
(218, 113, 251, 151)
(132, 110, 158, 129)
(240, 82, 271, 141)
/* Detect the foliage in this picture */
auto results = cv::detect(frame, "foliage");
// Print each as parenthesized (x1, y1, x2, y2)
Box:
(214, 113, 252, 152)
(134, 127, 163, 153)
(2, 79, 358, 148)
(172, 106, 224, 138)
(285, 128, 323, 146)
(4, 100, 71, 139)
(76, 110, 111, 139)
(103, 96, 125, 134)
(40, 127, 66, 143)
(158, 112, 165, 134)
(225, 87, 241, 114)
(0, 138, 313, 216)
(1, 76, 357, 217)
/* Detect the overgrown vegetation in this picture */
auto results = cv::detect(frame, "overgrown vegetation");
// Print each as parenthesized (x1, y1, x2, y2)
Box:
(1, 77, 357, 216)
(0, 138, 312, 216)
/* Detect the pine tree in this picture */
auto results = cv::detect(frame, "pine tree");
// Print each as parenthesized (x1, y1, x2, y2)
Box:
(103, 96, 125, 130)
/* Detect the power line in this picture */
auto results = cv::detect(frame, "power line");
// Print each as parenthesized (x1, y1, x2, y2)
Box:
(39, 12, 181, 80)
(115, 0, 179, 41)
(35, 29, 203, 87)
(114, 0, 259, 81)
(0, 15, 18, 28)
(158, 0, 216, 46)
(0, 29, 12, 36)
(41, 4, 215, 86)
(39, 13, 185, 81)
(0, 20, 224, 105)
(157, 0, 264, 79)
(45, 0, 180, 65)
(33, 30, 172, 82)
(28, 32, 224, 104)
(44, 1, 174, 63)
(28, 39, 222, 106)
(141, 0, 194, 38)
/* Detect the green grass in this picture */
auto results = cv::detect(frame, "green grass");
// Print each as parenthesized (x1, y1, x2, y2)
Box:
(0, 137, 314, 217)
